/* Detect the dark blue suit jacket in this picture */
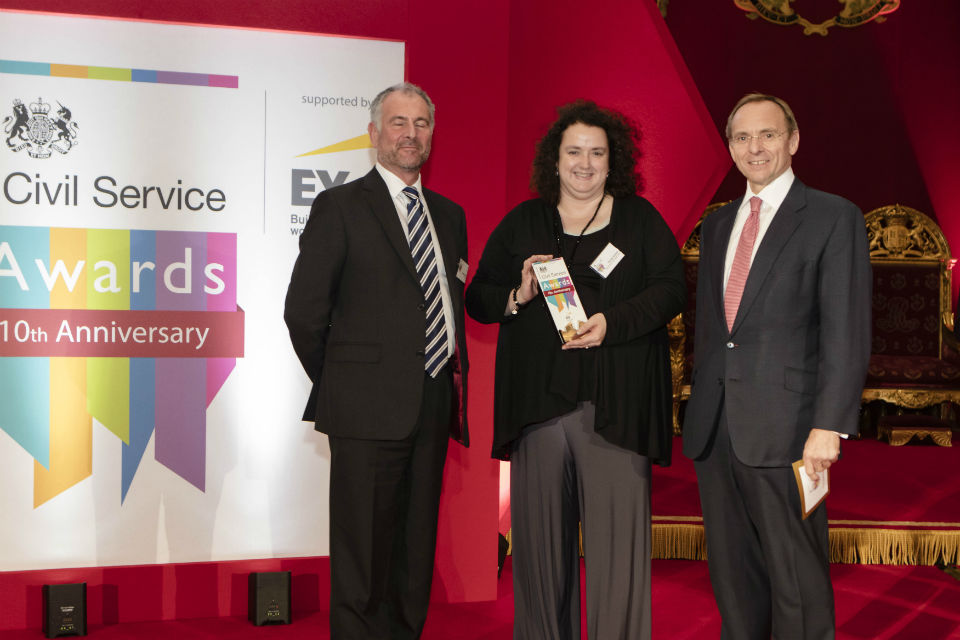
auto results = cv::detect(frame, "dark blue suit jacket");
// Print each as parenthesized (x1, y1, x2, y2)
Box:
(682, 179, 871, 466)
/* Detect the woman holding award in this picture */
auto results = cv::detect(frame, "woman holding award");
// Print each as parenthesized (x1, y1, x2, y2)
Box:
(465, 100, 685, 640)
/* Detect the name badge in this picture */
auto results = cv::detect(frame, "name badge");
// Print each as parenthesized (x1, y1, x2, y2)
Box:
(590, 243, 625, 278)
(456, 258, 469, 283)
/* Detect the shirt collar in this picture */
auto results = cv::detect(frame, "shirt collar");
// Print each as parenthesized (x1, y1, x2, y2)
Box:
(375, 162, 423, 201)
(741, 167, 795, 213)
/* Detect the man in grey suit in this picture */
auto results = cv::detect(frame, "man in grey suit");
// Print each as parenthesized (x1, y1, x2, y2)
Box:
(284, 83, 469, 639)
(683, 93, 871, 639)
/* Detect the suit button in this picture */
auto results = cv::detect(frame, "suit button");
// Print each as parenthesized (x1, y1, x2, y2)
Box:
(416, 350, 425, 357)
(717, 378, 723, 386)
(726, 341, 735, 349)
(418, 303, 425, 310)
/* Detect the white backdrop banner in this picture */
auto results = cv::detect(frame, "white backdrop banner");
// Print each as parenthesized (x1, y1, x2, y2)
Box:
(0, 10, 402, 570)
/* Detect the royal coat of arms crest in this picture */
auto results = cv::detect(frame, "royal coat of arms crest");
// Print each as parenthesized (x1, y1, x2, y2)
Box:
(3, 97, 79, 158)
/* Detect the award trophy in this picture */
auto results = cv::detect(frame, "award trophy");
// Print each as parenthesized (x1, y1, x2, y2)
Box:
(532, 257, 589, 343)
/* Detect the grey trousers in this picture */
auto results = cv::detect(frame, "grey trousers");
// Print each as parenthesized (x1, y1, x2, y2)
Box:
(510, 402, 652, 640)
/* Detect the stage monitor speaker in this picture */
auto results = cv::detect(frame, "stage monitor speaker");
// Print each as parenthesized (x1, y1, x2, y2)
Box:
(248, 571, 291, 625)
(42, 582, 87, 638)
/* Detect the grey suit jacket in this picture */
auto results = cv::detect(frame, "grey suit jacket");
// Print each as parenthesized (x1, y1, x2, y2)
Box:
(284, 168, 469, 445)
(682, 179, 871, 467)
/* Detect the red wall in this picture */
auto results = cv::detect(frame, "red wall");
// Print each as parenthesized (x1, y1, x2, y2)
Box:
(406, 0, 508, 605)
(503, 0, 729, 245)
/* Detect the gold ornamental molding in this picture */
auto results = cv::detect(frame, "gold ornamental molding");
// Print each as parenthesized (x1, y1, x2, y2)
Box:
(866, 204, 951, 262)
(681, 201, 728, 261)
(877, 423, 952, 447)
(861, 387, 960, 410)
(733, 0, 901, 36)
(668, 314, 686, 435)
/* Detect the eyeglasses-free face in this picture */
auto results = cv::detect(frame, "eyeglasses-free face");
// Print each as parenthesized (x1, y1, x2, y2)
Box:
(556, 122, 609, 203)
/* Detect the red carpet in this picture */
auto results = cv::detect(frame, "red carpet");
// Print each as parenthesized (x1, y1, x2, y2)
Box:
(4, 558, 959, 638)
(5, 437, 958, 637)
(651, 436, 960, 565)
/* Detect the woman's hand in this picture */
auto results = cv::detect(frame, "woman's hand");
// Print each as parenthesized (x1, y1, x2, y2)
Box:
(562, 313, 606, 350)
(508, 254, 553, 313)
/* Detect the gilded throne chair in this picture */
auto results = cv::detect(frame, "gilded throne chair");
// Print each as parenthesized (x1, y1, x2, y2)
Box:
(862, 204, 960, 446)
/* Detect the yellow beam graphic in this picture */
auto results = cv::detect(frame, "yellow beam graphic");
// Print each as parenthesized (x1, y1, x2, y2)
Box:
(296, 133, 371, 157)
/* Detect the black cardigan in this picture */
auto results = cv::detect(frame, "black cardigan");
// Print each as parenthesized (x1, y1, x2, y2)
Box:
(465, 195, 686, 464)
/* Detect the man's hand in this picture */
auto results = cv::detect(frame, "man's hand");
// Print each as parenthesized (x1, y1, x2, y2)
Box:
(802, 428, 841, 487)
(562, 313, 607, 350)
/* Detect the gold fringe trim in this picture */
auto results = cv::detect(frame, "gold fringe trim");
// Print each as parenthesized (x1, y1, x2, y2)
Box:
(509, 524, 960, 566)
(649, 523, 960, 565)
(830, 518, 960, 527)
(829, 527, 960, 565)
(652, 523, 707, 560)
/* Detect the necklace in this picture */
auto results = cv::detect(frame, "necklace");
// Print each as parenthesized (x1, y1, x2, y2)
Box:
(555, 194, 605, 262)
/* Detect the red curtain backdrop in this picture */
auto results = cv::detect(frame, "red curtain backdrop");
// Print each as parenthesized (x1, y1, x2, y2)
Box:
(666, 1, 960, 298)
(504, 0, 729, 239)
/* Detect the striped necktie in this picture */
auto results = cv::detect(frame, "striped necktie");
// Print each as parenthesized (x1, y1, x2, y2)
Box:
(402, 186, 448, 377)
(724, 196, 762, 332)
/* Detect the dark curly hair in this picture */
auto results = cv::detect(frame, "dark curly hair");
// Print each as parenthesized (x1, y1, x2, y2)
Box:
(530, 100, 643, 205)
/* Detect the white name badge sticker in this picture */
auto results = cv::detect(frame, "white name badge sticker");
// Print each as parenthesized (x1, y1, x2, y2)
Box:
(456, 258, 469, 283)
(590, 243, 625, 278)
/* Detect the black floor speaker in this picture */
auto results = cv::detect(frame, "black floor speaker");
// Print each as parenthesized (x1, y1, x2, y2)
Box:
(248, 571, 291, 625)
(42, 582, 86, 638)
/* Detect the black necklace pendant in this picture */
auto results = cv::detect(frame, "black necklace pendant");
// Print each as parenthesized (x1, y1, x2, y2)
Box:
(555, 194, 605, 262)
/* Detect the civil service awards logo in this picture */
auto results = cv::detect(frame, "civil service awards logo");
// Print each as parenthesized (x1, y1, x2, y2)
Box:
(0, 226, 244, 506)
(3, 97, 79, 158)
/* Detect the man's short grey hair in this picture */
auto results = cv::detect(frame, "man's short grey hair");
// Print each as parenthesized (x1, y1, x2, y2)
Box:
(725, 92, 798, 139)
(369, 82, 435, 131)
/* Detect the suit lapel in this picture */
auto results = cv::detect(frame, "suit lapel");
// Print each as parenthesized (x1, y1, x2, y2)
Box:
(731, 180, 807, 333)
(709, 201, 739, 331)
(361, 169, 420, 283)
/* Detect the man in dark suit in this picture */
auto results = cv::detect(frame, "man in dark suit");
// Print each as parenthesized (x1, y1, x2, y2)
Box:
(683, 93, 871, 639)
(284, 82, 469, 639)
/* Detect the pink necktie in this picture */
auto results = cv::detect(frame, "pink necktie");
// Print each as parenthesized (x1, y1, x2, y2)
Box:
(724, 196, 762, 331)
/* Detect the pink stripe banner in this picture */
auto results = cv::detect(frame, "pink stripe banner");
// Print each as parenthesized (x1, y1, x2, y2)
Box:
(0, 308, 244, 357)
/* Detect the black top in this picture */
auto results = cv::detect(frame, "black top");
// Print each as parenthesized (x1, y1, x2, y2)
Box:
(465, 195, 686, 463)
(557, 226, 608, 401)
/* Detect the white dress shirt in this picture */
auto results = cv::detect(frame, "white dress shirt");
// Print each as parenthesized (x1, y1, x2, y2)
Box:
(722, 167, 796, 294)
(375, 163, 455, 359)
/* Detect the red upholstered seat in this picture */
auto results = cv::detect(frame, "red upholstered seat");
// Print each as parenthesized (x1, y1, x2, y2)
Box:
(860, 205, 960, 415)
(867, 354, 960, 386)
(866, 254, 960, 393)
